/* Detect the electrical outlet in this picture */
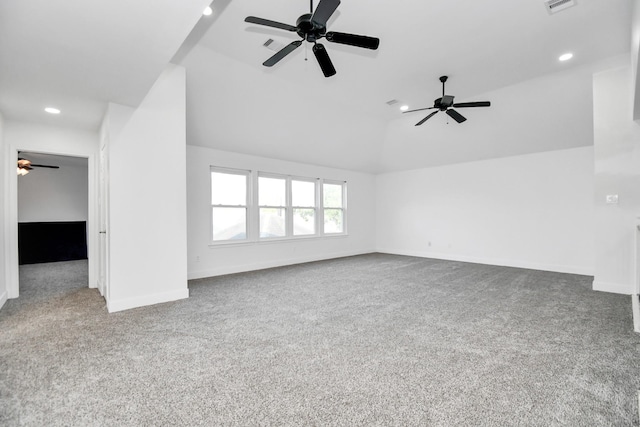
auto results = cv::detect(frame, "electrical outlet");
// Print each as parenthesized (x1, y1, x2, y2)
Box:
(428, 241, 432, 247)
(196, 256, 200, 263)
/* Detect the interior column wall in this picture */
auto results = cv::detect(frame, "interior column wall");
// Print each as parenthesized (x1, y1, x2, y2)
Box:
(105, 64, 188, 312)
(0, 112, 7, 310)
(593, 64, 640, 294)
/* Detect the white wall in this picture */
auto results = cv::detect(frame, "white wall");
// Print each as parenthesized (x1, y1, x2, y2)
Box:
(376, 147, 595, 275)
(187, 145, 377, 279)
(18, 159, 88, 222)
(593, 65, 640, 294)
(0, 112, 7, 310)
(632, 0, 640, 120)
(105, 64, 188, 312)
(3, 121, 99, 298)
(378, 63, 597, 173)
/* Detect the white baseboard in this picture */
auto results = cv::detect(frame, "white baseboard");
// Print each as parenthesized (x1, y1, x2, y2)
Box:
(592, 281, 633, 295)
(375, 248, 595, 276)
(0, 290, 7, 311)
(632, 294, 640, 333)
(107, 288, 189, 313)
(188, 250, 375, 280)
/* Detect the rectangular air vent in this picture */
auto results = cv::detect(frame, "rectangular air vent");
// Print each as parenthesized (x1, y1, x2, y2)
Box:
(544, 0, 576, 14)
(263, 39, 286, 52)
(386, 99, 399, 106)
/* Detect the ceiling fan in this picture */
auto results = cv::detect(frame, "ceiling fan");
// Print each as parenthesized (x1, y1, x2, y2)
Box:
(17, 156, 59, 176)
(404, 76, 491, 126)
(244, 0, 380, 77)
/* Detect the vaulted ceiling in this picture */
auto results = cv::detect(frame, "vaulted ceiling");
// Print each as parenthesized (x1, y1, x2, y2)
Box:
(0, 0, 633, 173)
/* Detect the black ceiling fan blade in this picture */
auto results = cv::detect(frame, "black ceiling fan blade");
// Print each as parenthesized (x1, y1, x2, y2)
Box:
(452, 101, 491, 108)
(30, 164, 60, 169)
(245, 16, 298, 32)
(403, 106, 437, 114)
(325, 32, 379, 50)
(415, 111, 439, 126)
(313, 43, 336, 77)
(311, 0, 340, 27)
(446, 109, 467, 123)
(263, 40, 303, 67)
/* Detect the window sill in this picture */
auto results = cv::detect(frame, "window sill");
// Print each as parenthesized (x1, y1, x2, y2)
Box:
(208, 233, 348, 248)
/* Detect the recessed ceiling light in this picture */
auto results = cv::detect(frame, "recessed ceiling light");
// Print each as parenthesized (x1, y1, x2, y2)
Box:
(400, 105, 409, 111)
(203, 6, 213, 16)
(44, 107, 61, 114)
(559, 53, 573, 62)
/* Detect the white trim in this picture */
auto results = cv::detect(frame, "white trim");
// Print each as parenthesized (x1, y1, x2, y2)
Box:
(635, 221, 640, 294)
(321, 180, 347, 236)
(107, 288, 189, 313)
(207, 233, 348, 248)
(188, 249, 374, 280)
(376, 247, 595, 276)
(0, 290, 7, 310)
(210, 166, 251, 245)
(6, 140, 99, 299)
(592, 281, 634, 295)
(632, 294, 640, 333)
(209, 168, 349, 245)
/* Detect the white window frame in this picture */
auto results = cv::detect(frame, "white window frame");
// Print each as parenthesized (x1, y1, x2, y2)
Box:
(257, 172, 288, 240)
(321, 179, 347, 236)
(209, 168, 348, 246)
(210, 166, 251, 245)
(290, 176, 319, 238)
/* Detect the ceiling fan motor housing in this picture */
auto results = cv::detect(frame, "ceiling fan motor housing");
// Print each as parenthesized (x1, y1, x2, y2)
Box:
(434, 95, 455, 110)
(296, 14, 326, 42)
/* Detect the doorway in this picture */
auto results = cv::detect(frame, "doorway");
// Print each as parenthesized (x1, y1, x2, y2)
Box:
(17, 153, 89, 296)
(7, 146, 99, 301)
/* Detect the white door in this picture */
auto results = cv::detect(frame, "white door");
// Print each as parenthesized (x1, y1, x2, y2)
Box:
(98, 140, 110, 300)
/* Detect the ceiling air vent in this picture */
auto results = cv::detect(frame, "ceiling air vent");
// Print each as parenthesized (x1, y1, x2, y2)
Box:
(386, 99, 399, 106)
(544, 0, 576, 15)
(263, 39, 286, 52)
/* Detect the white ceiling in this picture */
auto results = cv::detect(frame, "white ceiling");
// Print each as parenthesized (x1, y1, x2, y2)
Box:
(0, 0, 211, 130)
(0, 0, 633, 173)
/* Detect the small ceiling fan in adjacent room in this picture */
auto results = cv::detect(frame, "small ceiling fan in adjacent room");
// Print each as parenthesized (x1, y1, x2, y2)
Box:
(404, 76, 491, 126)
(17, 156, 59, 176)
(244, 0, 380, 77)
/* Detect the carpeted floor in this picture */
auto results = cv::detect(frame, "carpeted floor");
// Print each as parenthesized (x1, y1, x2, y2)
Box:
(1, 254, 639, 426)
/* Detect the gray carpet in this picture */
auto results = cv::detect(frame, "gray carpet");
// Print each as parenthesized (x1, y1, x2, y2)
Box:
(1, 254, 639, 426)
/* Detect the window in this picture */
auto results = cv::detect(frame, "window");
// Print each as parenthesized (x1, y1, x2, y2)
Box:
(259, 175, 286, 238)
(323, 181, 345, 234)
(292, 179, 316, 236)
(210, 167, 347, 244)
(211, 168, 248, 241)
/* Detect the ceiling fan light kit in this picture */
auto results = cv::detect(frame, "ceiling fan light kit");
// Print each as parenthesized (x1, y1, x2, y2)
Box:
(403, 76, 491, 126)
(16, 156, 60, 176)
(245, 0, 380, 77)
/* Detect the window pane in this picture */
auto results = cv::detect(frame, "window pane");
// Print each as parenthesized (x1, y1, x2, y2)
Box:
(324, 209, 343, 233)
(211, 172, 246, 205)
(323, 183, 343, 208)
(259, 176, 286, 207)
(212, 207, 246, 241)
(260, 208, 286, 238)
(292, 180, 315, 207)
(293, 208, 315, 235)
